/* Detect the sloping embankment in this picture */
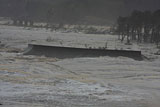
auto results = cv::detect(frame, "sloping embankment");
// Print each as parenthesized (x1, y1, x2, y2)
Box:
(23, 44, 142, 60)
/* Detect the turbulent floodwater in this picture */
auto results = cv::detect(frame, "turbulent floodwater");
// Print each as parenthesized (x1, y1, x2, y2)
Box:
(0, 25, 160, 107)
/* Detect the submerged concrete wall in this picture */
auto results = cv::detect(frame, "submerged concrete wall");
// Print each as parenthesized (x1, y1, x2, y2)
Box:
(24, 44, 142, 60)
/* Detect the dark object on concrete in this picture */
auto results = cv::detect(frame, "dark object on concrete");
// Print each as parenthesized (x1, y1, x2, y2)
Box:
(24, 44, 142, 60)
(0, 103, 2, 105)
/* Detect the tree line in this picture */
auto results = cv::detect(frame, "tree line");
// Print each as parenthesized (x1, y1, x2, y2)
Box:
(116, 10, 160, 46)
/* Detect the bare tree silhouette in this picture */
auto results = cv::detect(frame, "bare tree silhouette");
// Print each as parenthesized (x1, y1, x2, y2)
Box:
(116, 9, 160, 46)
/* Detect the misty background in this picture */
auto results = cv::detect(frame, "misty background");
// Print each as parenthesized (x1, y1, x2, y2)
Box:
(0, 0, 160, 25)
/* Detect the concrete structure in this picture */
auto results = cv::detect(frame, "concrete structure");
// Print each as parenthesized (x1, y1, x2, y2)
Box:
(24, 43, 142, 60)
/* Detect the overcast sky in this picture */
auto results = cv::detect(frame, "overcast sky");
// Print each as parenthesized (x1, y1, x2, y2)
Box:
(124, 0, 160, 12)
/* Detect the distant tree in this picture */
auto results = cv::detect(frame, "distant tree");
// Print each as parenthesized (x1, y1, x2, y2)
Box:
(116, 9, 160, 47)
(143, 11, 152, 42)
(117, 16, 128, 42)
(131, 10, 144, 43)
(153, 10, 160, 47)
